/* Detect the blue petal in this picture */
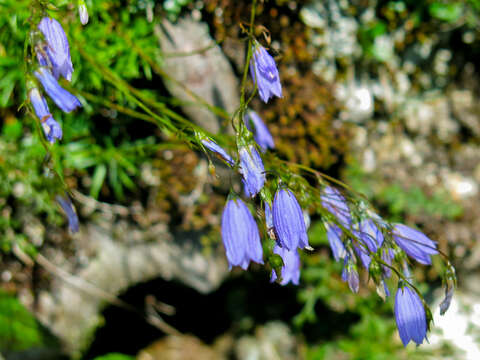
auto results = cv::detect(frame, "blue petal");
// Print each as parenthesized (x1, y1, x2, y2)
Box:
(221, 199, 263, 269)
(34, 67, 81, 113)
(321, 186, 351, 227)
(239, 145, 265, 198)
(270, 244, 300, 285)
(393, 224, 438, 265)
(394, 286, 427, 346)
(38, 17, 74, 81)
(201, 139, 234, 166)
(272, 189, 309, 250)
(244, 111, 275, 151)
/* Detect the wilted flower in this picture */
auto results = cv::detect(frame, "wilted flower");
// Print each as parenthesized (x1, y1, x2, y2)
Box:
(394, 285, 427, 347)
(321, 186, 351, 227)
(239, 145, 265, 198)
(326, 224, 346, 261)
(244, 111, 275, 151)
(56, 195, 79, 233)
(29, 87, 62, 143)
(78, 1, 89, 25)
(34, 67, 82, 113)
(393, 224, 438, 265)
(38, 17, 74, 81)
(270, 244, 300, 285)
(272, 188, 309, 250)
(341, 255, 359, 293)
(249, 44, 282, 103)
(201, 139, 234, 166)
(221, 198, 264, 270)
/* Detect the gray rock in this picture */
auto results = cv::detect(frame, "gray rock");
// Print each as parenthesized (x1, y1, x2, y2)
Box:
(155, 17, 238, 134)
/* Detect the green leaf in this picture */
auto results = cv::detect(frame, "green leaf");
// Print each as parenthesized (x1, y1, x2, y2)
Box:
(429, 2, 463, 23)
(92, 354, 135, 360)
(90, 163, 107, 199)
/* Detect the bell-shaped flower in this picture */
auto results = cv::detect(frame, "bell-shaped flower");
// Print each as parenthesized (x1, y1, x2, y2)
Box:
(393, 224, 438, 265)
(321, 186, 351, 228)
(29, 87, 62, 143)
(56, 195, 79, 233)
(354, 219, 383, 269)
(244, 111, 275, 151)
(201, 139, 234, 167)
(341, 255, 359, 293)
(38, 17, 74, 81)
(272, 188, 309, 250)
(270, 244, 300, 285)
(239, 145, 265, 198)
(78, 1, 89, 25)
(394, 285, 427, 347)
(249, 44, 282, 103)
(326, 224, 346, 261)
(221, 198, 264, 270)
(34, 67, 82, 113)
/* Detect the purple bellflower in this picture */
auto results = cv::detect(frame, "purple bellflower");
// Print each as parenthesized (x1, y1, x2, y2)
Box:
(249, 44, 282, 103)
(201, 139, 234, 167)
(395, 285, 427, 347)
(270, 244, 300, 285)
(244, 111, 275, 151)
(393, 224, 438, 265)
(326, 224, 346, 261)
(239, 145, 265, 198)
(29, 88, 62, 143)
(56, 195, 79, 233)
(354, 219, 384, 269)
(221, 198, 264, 270)
(321, 186, 351, 228)
(34, 67, 81, 113)
(272, 188, 309, 251)
(341, 255, 360, 293)
(38, 17, 74, 81)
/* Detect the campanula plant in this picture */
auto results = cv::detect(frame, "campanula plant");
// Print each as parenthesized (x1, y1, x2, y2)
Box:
(221, 198, 264, 270)
(28, 86, 62, 143)
(244, 110, 275, 151)
(272, 188, 309, 251)
(395, 285, 428, 346)
(249, 42, 282, 103)
(37, 17, 74, 81)
(270, 244, 300, 285)
(239, 144, 266, 198)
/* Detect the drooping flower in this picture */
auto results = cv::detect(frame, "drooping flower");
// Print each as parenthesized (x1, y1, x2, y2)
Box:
(244, 111, 275, 151)
(326, 224, 346, 261)
(394, 285, 427, 347)
(249, 44, 282, 103)
(341, 255, 359, 293)
(270, 244, 300, 285)
(354, 219, 384, 269)
(321, 186, 351, 227)
(29, 87, 62, 143)
(56, 194, 79, 233)
(272, 188, 309, 250)
(201, 139, 234, 167)
(78, 1, 89, 25)
(239, 145, 265, 198)
(38, 17, 74, 81)
(34, 67, 82, 113)
(221, 198, 264, 270)
(393, 224, 438, 265)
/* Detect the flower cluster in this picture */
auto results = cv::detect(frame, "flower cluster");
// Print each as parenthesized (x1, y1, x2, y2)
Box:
(199, 42, 310, 286)
(320, 185, 439, 346)
(29, 16, 82, 144)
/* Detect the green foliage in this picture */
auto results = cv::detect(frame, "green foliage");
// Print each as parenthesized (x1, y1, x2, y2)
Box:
(0, 291, 55, 352)
(305, 311, 425, 360)
(429, 2, 463, 23)
(344, 162, 463, 222)
(91, 354, 134, 360)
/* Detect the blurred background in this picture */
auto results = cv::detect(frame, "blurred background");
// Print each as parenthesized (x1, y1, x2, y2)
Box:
(0, 0, 480, 359)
